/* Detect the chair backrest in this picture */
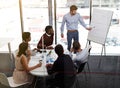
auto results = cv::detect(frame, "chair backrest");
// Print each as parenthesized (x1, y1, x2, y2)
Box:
(0, 73, 10, 87)
(77, 62, 86, 73)
(74, 61, 86, 73)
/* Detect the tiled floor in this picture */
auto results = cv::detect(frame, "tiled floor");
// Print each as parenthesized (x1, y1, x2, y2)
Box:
(76, 56, 120, 88)
(0, 55, 120, 88)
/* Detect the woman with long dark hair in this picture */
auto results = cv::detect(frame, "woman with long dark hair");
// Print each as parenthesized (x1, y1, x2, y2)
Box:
(13, 42, 42, 84)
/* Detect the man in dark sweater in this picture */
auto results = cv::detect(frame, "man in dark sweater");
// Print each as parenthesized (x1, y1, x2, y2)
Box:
(46, 44, 76, 88)
(37, 25, 54, 49)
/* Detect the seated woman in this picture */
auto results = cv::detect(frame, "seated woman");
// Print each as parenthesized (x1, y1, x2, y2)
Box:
(13, 42, 42, 84)
(37, 25, 54, 49)
(22, 32, 38, 55)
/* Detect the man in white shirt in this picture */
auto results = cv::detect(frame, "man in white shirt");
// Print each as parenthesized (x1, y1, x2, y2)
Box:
(70, 41, 91, 72)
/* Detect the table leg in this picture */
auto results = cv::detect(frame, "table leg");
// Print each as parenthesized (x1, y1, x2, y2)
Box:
(34, 77, 38, 88)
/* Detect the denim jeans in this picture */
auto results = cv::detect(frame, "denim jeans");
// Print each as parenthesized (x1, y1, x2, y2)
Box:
(67, 31, 79, 51)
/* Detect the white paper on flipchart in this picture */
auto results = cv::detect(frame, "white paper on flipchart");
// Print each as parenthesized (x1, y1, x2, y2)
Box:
(87, 9, 113, 45)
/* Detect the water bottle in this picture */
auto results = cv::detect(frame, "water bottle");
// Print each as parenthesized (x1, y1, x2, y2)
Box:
(46, 56, 50, 64)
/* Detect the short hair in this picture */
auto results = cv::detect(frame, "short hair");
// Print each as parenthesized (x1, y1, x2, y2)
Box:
(70, 5, 78, 11)
(22, 32, 31, 41)
(55, 44, 64, 56)
(45, 25, 53, 33)
(73, 41, 81, 50)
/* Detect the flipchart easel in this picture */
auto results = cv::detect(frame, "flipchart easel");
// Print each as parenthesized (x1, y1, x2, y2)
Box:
(86, 9, 113, 67)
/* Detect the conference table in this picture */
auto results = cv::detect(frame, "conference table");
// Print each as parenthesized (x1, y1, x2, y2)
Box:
(29, 49, 57, 76)
(29, 48, 72, 76)
(28, 49, 57, 88)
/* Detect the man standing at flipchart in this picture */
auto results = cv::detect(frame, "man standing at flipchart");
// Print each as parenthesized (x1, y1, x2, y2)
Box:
(60, 5, 92, 51)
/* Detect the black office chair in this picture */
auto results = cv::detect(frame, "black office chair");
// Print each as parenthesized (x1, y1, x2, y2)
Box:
(73, 51, 91, 82)
(74, 61, 86, 73)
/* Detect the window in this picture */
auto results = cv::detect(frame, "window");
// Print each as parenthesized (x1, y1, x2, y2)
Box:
(91, 0, 120, 55)
(22, 0, 49, 48)
(0, 0, 21, 52)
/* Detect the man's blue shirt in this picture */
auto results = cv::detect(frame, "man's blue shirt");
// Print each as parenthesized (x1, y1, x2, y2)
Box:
(60, 12, 87, 34)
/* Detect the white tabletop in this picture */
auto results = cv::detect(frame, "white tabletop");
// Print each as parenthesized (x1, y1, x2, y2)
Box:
(29, 49, 57, 77)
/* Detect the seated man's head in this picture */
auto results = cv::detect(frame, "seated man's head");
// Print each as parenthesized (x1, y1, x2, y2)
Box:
(22, 32, 31, 42)
(72, 41, 81, 52)
(45, 25, 54, 35)
(55, 44, 64, 56)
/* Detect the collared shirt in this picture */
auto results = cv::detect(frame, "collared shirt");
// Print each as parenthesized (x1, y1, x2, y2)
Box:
(60, 12, 87, 34)
(70, 45, 91, 63)
(73, 48, 89, 63)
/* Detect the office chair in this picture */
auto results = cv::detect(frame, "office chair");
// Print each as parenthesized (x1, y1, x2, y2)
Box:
(74, 53, 91, 82)
(76, 61, 90, 73)
(0, 73, 29, 88)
